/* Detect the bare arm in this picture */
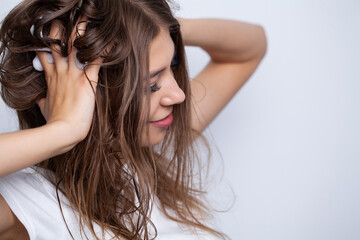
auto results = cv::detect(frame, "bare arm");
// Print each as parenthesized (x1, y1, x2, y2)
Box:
(179, 18, 267, 132)
(0, 18, 102, 178)
(0, 122, 83, 178)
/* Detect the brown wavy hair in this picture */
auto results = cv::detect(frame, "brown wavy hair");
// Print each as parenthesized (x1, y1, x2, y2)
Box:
(0, 0, 224, 239)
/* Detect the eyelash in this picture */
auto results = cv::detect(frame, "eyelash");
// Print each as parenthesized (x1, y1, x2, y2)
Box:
(150, 82, 161, 93)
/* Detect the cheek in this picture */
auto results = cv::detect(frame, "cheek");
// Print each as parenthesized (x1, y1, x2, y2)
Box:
(141, 94, 156, 118)
(148, 94, 160, 119)
(139, 94, 164, 146)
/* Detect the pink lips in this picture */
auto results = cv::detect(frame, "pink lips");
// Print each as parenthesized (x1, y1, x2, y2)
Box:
(150, 113, 173, 128)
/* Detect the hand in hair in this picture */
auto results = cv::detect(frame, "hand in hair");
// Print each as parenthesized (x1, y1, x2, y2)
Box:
(0, 18, 103, 178)
(178, 18, 267, 132)
(36, 17, 103, 142)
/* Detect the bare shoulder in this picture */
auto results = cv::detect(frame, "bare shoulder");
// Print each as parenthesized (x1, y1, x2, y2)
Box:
(0, 194, 29, 240)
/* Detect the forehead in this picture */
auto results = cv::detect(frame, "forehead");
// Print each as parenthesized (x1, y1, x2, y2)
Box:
(148, 28, 175, 69)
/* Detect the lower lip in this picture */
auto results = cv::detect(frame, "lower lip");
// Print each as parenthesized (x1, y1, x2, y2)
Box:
(150, 113, 173, 128)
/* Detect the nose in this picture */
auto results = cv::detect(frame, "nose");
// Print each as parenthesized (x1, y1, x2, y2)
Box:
(160, 75, 185, 106)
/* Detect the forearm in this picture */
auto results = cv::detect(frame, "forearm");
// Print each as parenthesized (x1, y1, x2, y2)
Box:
(179, 18, 267, 63)
(0, 122, 78, 177)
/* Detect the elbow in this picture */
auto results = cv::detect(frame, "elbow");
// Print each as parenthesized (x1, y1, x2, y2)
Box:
(255, 25, 268, 60)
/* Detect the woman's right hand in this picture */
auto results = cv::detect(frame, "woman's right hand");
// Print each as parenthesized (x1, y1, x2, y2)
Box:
(36, 18, 103, 144)
(0, 17, 104, 177)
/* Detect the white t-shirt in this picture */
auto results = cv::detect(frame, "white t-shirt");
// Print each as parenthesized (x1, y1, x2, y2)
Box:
(0, 167, 219, 240)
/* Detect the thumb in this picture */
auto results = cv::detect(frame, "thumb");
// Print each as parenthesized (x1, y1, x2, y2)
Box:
(37, 98, 47, 121)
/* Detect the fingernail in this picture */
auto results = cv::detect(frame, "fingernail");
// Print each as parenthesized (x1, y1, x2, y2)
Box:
(75, 56, 86, 70)
(34, 47, 51, 52)
(33, 55, 44, 71)
(30, 25, 35, 36)
(47, 52, 54, 64)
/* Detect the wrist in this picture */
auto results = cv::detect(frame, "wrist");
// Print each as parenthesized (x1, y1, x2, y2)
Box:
(44, 121, 83, 153)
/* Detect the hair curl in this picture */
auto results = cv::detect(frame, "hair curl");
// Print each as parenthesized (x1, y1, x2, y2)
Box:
(0, 0, 224, 239)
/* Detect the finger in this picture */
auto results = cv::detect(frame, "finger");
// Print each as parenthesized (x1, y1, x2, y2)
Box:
(49, 20, 68, 72)
(67, 15, 103, 83)
(68, 16, 88, 72)
(36, 51, 55, 77)
(85, 57, 103, 84)
(84, 42, 112, 84)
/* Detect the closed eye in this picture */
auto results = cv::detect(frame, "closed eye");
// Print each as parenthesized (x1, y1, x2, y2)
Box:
(150, 82, 161, 93)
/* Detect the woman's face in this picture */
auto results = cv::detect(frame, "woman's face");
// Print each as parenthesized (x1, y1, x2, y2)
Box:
(140, 28, 185, 146)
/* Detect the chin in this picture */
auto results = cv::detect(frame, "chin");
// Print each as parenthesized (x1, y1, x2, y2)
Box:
(140, 128, 168, 147)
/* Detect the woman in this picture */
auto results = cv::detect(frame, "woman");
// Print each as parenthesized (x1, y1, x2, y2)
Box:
(0, 0, 267, 239)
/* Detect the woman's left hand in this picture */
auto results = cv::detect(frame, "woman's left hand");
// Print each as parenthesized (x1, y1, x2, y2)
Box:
(178, 18, 267, 132)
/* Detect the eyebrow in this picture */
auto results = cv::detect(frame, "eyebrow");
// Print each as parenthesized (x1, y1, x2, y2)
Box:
(150, 67, 166, 78)
(149, 44, 177, 78)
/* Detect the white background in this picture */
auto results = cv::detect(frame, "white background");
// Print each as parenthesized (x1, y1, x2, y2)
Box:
(1, 0, 360, 240)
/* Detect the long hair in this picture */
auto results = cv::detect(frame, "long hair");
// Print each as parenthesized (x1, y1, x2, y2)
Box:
(0, 0, 224, 239)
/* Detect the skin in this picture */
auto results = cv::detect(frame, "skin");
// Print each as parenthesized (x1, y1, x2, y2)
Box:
(141, 27, 185, 146)
(180, 18, 267, 132)
(0, 18, 102, 179)
(0, 17, 267, 239)
(0, 195, 29, 239)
